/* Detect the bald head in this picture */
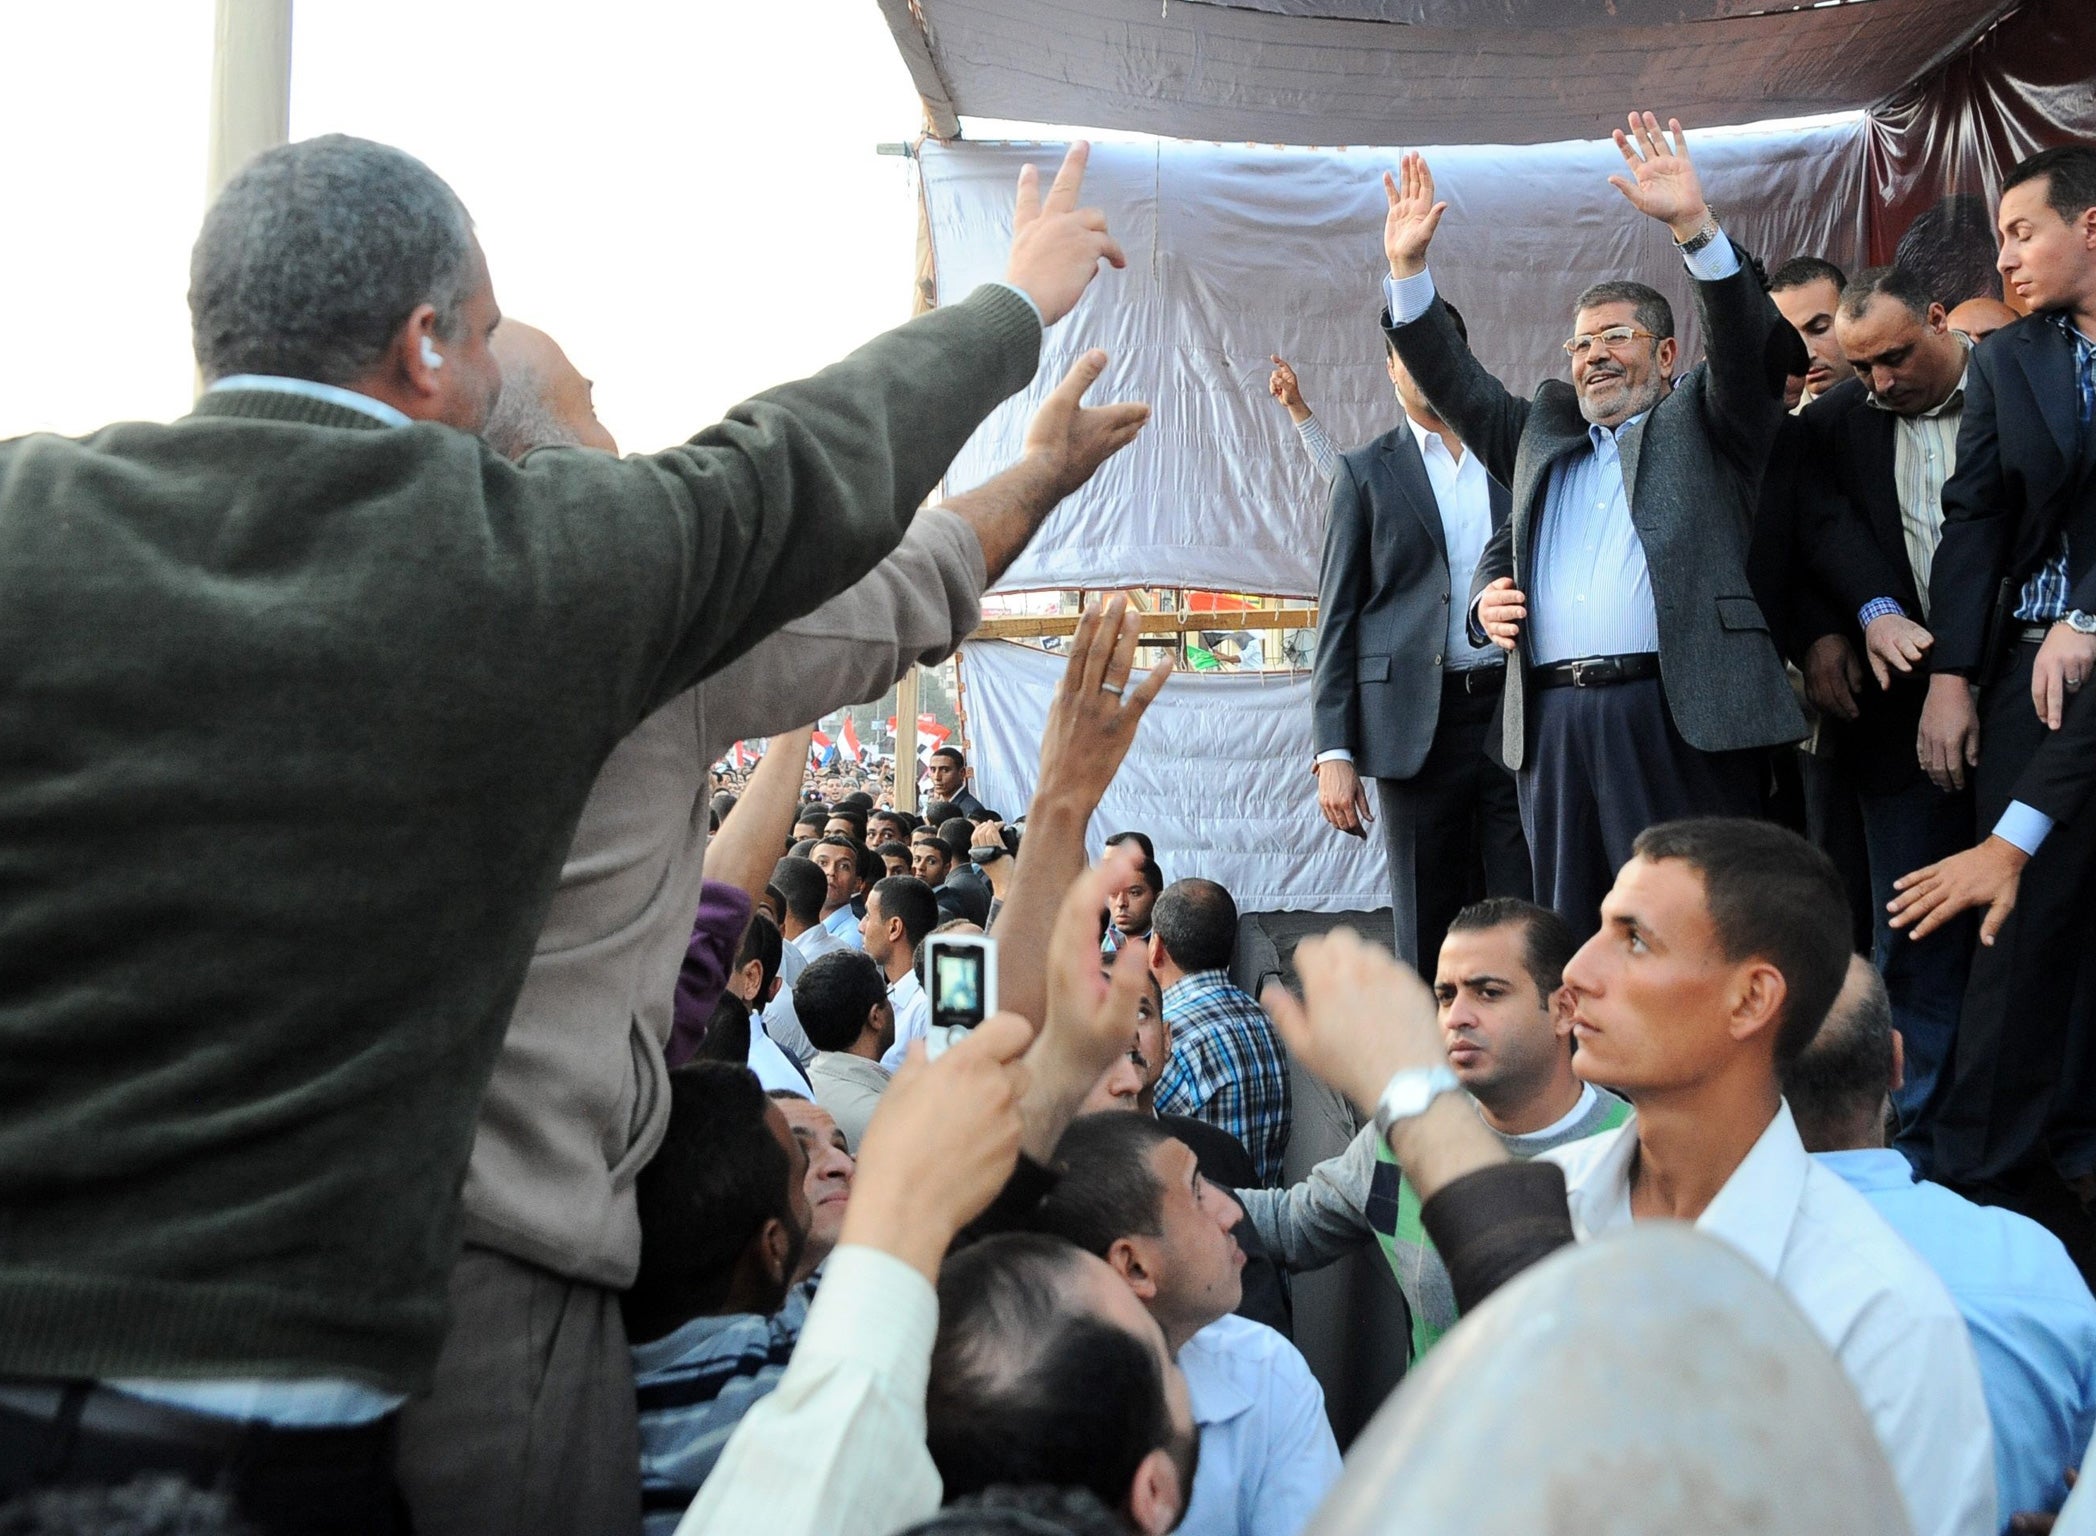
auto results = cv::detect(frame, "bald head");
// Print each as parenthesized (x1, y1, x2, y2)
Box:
(1945, 296, 2019, 344)
(1780, 955, 1897, 1154)
(484, 320, 617, 460)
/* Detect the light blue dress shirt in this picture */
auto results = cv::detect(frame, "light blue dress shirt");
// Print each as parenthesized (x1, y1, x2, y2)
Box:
(1819, 1148, 2096, 1524)
(1387, 237, 1740, 666)
(1178, 1313, 1343, 1536)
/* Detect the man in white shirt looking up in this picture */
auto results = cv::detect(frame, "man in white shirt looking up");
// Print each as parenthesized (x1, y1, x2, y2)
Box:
(810, 837, 867, 952)
(1027, 1113, 1342, 1536)
(861, 875, 936, 1068)
(1267, 815, 1997, 1536)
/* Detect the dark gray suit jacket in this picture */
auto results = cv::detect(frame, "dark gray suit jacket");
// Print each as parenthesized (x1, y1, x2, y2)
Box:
(1387, 244, 1808, 771)
(1312, 424, 1511, 780)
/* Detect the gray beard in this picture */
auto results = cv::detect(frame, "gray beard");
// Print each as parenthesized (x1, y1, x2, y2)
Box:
(1577, 373, 1666, 427)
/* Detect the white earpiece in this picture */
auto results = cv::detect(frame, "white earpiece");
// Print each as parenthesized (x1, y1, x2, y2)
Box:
(420, 336, 444, 370)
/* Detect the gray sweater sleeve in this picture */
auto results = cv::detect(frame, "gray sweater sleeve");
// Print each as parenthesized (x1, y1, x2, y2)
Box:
(697, 509, 985, 752)
(1238, 1122, 1382, 1273)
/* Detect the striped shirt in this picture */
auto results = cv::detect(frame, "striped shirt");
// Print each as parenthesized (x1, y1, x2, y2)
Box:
(1154, 970, 1292, 1186)
(1876, 369, 1965, 619)
(632, 1282, 815, 1535)
(2014, 313, 2095, 622)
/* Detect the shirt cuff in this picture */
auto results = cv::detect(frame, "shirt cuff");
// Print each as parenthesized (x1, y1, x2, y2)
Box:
(794, 1245, 937, 1408)
(1681, 234, 1742, 283)
(1465, 594, 1490, 649)
(1992, 801, 2055, 858)
(1384, 269, 1438, 327)
(1858, 598, 1906, 629)
(986, 281, 1044, 332)
(1314, 749, 1355, 767)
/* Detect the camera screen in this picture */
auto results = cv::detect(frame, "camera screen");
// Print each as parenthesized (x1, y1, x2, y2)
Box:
(933, 948, 985, 1026)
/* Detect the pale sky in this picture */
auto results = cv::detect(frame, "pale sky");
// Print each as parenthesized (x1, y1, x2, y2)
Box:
(0, 0, 943, 451)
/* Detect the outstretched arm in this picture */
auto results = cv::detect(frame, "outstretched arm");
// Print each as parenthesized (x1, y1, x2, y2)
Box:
(1379, 154, 1530, 484)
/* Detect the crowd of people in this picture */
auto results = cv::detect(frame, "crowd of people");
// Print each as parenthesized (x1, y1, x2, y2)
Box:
(0, 101, 2093, 1536)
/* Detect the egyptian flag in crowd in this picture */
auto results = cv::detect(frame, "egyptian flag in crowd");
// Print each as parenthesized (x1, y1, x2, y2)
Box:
(840, 714, 866, 764)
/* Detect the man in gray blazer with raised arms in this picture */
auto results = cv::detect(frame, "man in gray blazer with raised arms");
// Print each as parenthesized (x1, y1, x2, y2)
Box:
(1382, 113, 1807, 938)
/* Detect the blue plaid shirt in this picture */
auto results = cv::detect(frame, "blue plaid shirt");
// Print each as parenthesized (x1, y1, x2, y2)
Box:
(2014, 313, 2096, 621)
(1154, 970, 1292, 1186)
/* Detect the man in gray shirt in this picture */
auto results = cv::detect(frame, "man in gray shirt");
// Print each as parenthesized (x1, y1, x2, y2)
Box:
(1239, 899, 1627, 1362)
(394, 325, 1149, 1534)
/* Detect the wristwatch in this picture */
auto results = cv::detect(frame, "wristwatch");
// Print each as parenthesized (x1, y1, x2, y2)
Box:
(1675, 207, 1723, 255)
(1372, 1064, 1463, 1140)
(2059, 610, 2096, 636)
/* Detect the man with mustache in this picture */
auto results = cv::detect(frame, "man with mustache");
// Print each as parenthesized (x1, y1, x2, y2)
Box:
(1381, 114, 1807, 938)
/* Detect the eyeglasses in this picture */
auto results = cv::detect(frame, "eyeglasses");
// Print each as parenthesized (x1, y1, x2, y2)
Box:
(1563, 326, 1660, 358)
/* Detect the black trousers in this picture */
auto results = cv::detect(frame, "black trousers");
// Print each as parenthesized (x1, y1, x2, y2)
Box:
(1374, 676, 1531, 976)
(1934, 639, 2096, 1279)
(1518, 678, 1763, 942)
(0, 1385, 406, 1535)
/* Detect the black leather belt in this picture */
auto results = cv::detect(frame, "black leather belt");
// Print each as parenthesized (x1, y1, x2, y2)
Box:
(0, 1378, 391, 1455)
(1443, 665, 1507, 695)
(1531, 653, 1662, 690)
(2019, 624, 2053, 645)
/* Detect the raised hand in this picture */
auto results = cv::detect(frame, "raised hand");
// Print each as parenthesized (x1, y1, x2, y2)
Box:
(1268, 356, 1309, 420)
(1020, 350, 1151, 501)
(843, 1010, 1033, 1282)
(1606, 112, 1711, 242)
(1006, 142, 1128, 327)
(1034, 594, 1173, 815)
(1383, 151, 1447, 281)
(1260, 927, 1441, 1117)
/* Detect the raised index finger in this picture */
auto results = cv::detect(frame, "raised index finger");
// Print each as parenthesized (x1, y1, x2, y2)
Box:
(1044, 141, 1092, 215)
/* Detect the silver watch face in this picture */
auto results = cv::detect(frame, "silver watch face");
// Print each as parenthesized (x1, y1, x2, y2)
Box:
(2068, 611, 2096, 635)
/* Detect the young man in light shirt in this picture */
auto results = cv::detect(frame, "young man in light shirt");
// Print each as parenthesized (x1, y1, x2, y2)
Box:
(860, 875, 936, 1068)
(1269, 816, 1995, 1536)
(1028, 1112, 1341, 1536)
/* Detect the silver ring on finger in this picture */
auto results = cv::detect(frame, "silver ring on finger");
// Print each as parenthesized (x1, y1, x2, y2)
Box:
(1101, 681, 1126, 698)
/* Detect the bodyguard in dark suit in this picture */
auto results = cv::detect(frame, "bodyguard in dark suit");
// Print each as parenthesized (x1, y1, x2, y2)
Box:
(1379, 117, 1806, 936)
(1793, 266, 1978, 1171)
(1312, 301, 1530, 971)
(1912, 147, 2096, 1268)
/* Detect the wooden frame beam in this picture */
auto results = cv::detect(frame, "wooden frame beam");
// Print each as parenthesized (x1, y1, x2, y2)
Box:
(970, 606, 1317, 641)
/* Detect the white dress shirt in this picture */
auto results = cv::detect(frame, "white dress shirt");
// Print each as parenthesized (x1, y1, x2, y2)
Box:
(879, 967, 930, 1071)
(791, 923, 844, 962)
(674, 1244, 943, 1536)
(1178, 1314, 1344, 1536)
(1543, 1103, 1997, 1536)
(822, 904, 865, 951)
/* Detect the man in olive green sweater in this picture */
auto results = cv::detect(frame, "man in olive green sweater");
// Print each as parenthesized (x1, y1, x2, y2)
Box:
(0, 132, 1124, 1532)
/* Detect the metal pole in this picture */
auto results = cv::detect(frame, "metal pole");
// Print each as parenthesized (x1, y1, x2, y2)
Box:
(896, 667, 921, 813)
(207, 0, 292, 198)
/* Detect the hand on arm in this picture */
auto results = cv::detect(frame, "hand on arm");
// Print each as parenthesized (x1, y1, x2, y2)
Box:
(1314, 759, 1375, 838)
(1606, 112, 1711, 243)
(1261, 928, 1507, 1202)
(1382, 152, 1446, 281)
(1016, 845, 1156, 1161)
(1889, 836, 2028, 946)
(942, 351, 1151, 583)
(1919, 674, 1982, 792)
(1862, 612, 1934, 690)
(989, 594, 1172, 1031)
(1268, 356, 1312, 425)
(1802, 634, 1864, 722)
(1005, 143, 1128, 327)
(842, 1010, 1034, 1284)
(707, 727, 815, 898)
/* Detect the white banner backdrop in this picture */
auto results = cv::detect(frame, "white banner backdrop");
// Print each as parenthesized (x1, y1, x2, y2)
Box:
(923, 124, 1868, 596)
(962, 640, 1389, 913)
